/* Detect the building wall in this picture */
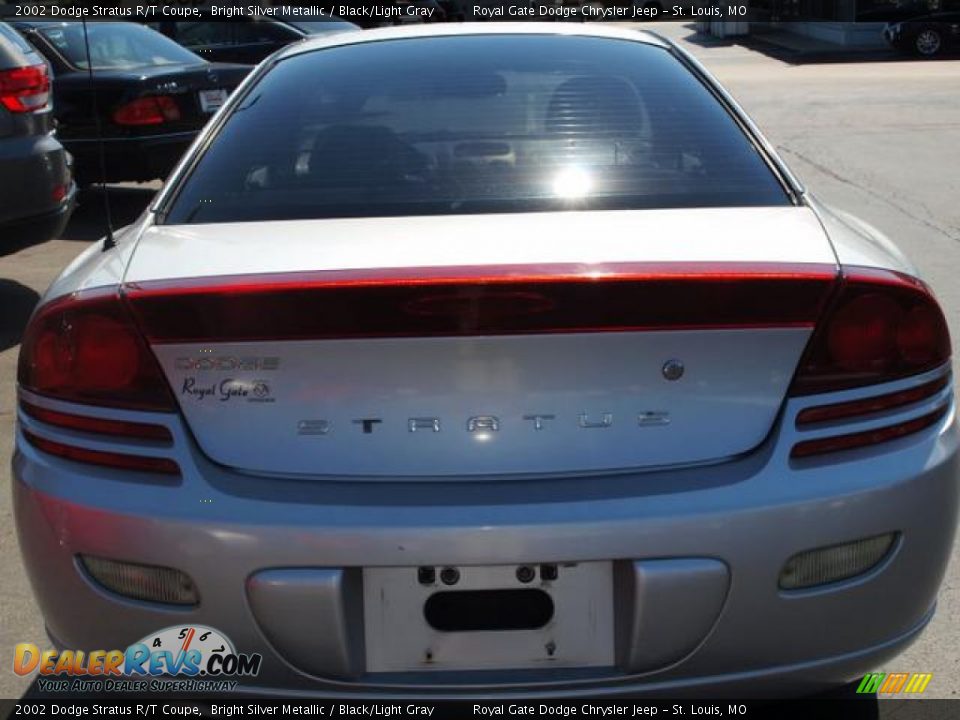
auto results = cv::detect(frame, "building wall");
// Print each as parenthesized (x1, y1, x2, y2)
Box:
(781, 19, 889, 45)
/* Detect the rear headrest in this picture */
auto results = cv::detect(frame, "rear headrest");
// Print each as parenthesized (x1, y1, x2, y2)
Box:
(308, 125, 426, 184)
(545, 76, 643, 137)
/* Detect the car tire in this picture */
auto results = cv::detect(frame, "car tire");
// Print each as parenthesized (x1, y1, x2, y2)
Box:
(914, 27, 943, 57)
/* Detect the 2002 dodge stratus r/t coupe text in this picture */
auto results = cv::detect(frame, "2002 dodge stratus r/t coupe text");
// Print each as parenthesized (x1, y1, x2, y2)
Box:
(13, 24, 959, 697)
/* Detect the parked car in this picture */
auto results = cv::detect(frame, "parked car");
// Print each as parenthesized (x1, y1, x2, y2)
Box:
(885, 11, 960, 56)
(0, 22, 74, 247)
(150, 16, 360, 66)
(14, 25, 957, 697)
(858, 0, 935, 22)
(11, 21, 249, 184)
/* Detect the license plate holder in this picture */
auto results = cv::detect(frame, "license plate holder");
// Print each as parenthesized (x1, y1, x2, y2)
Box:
(363, 561, 614, 673)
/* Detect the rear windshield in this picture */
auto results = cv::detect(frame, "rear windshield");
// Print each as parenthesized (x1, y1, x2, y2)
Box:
(38, 22, 202, 70)
(0, 22, 37, 59)
(164, 35, 790, 224)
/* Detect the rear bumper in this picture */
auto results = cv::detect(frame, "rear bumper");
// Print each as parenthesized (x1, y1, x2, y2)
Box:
(11, 377, 960, 697)
(0, 132, 74, 240)
(0, 186, 75, 247)
(65, 131, 197, 184)
(219, 610, 937, 699)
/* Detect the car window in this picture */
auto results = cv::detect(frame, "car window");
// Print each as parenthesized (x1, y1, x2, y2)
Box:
(235, 21, 299, 43)
(164, 35, 790, 224)
(175, 22, 234, 48)
(0, 22, 37, 56)
(37, 22, 202, 69)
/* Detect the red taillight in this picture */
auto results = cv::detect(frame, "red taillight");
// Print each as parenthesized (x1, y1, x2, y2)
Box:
(20, 401, 173, 442)
(796, 374, 950, 426)
(124, 262, 838, 343)
(17, 289, 175, 412)
(112, 95, 180, 126)
(790, 267, 951, 396)
(790, 406, 949, 459)
(21, 429, 180, 475)
(0, 63, 50, 113)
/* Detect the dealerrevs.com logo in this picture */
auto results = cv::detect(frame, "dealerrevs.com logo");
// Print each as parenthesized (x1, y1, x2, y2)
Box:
(13, 625, 262, 693)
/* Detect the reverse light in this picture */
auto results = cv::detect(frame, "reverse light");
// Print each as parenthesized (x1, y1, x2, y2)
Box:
(17, 289, 175, 412)
(0, 63, 50, 113)
(779, 533, 897, 590)
(79, 555, 198, 606)
(113, 95, 180, 126)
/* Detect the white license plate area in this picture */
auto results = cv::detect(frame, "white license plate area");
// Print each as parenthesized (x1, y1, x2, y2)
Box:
(198, 88, 228, 113)
(363, 562, 614, 673)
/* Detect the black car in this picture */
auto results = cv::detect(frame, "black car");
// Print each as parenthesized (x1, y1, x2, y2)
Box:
(12, 21, 249, 184)
(151, 16, 360, 66)
(885, 11, 960, 56)
(0, 21, 74, 247)
(858, 1, 934, 22)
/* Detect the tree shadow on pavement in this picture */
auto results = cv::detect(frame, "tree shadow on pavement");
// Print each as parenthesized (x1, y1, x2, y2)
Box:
(62, 186, 158, 243)
(0, 280, 40, 353)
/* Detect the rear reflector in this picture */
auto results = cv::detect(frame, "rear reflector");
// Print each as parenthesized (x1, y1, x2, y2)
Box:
(20, 400, 173, 443)
(790, 405, 948, 459)
(795, 374, 950, 427)
(22, 429, 180, 475)
(124, 262, 838, 342)
(0, 63, 50, 113)
(79, 555, 198, 606)
(779, 533, 897, 590)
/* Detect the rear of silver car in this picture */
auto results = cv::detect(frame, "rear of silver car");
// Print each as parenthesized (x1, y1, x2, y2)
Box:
(12, 25, 959, 697)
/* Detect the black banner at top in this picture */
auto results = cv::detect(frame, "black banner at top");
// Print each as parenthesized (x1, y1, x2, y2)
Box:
(0, 0, 826, 24)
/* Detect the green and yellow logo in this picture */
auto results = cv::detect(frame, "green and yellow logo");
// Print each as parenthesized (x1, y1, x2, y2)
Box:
(856, 672, 932, 695)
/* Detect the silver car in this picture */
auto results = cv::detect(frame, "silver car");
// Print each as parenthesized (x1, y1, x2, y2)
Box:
(13, 24, 958, 697)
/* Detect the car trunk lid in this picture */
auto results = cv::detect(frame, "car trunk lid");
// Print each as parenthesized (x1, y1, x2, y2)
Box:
(124, 206, 838, 477)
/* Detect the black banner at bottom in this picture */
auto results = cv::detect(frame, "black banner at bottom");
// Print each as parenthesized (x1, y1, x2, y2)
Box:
(3, 698, 959, 720)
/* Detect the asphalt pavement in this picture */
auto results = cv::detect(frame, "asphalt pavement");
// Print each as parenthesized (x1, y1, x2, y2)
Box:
(0, 23, 958, 699)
